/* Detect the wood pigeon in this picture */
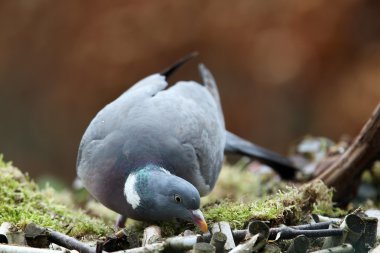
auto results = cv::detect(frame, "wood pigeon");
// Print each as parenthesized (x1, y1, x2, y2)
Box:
(76, 54, 297, 232)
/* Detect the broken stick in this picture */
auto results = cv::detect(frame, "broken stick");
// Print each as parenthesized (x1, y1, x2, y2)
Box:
(316, 103, 380, 203)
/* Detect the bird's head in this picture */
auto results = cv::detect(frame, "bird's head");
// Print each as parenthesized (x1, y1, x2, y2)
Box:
(124, 164, 208, 232)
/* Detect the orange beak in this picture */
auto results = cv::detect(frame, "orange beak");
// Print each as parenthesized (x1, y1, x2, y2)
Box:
(191, 209, 208, 232)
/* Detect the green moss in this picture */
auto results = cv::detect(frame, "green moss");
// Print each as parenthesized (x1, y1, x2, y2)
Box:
(0, 153, 344, 239)
(0, 154, 112, 238)
(122, 163, 346, 236)
(123, 179, 345, 237)
(203, 180, 345, 230)
(201, 162, 288, 204)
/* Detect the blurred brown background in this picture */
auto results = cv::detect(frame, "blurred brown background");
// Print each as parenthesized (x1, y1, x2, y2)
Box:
(0, 0, 379, 184)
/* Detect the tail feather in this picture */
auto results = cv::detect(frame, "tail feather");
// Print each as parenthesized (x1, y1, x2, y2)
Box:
(160, 52, 198, 79)
(198, 63, 224, 121)
(224, 131, 298, 179)
(198, 64, 221, 107)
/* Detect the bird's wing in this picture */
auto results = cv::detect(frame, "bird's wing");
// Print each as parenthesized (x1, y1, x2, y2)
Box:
(76, 73, 169, 211)
(77, 73, 168, 169)
(224, 131, 298, 179)
(162, 80, 225, 195)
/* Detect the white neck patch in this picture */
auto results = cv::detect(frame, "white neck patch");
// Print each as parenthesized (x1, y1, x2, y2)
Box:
(158, 167, 171, 175)
(124, 173, 140, 209)
(123, 166, 170, 209)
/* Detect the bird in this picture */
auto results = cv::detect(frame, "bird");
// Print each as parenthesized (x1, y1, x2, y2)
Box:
(76, 54, 298, 232)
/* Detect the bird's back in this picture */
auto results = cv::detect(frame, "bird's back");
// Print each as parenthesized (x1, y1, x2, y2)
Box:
(77, 73, 225, 215)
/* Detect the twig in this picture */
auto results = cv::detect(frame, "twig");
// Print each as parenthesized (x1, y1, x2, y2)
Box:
(24, 223, 50, 248)
(269, 221, 333, 240)
(193, 242, 215, 253)
(261, 244, 282, 253)
(322, 214, 365, 249)
(165, 234, 201, 251)
(310, 243, 354, 253)
(113, 242, 165, 253)
(287, 221, 333, 230)
(24, 223, 95, 253)
(142, 225, 162, 246)
(315, 215, 342, 224)
(286, 235, 309, 253)
(47, 229, 94, 253)
(248, 221, 270, 239)
(230, 221, 270, 253)
(371, 242, 380, 253)
(211, 221, 235, 251)
(229, 230, 246, 244)
(316, 103, 380, 203)
(0, 244, 65, 253)
(229, 233, 260, 253)
(355, 216, 378, 252)
(0, 222, 26, 245)
(113, 235, 201, 253)
(210, 232, 226, 253)
(202, 221, 335, 243)
(0, 222, 10, 244)
(272, 227, 343, 240)
(96, 241, 103, 253)
(247, 221, 270, 251)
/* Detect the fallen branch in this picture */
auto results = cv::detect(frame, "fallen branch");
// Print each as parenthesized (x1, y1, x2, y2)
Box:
(316, 103, 380, 203)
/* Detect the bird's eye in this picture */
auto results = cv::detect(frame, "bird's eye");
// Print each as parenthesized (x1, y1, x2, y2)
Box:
(174, 194, 182, 203)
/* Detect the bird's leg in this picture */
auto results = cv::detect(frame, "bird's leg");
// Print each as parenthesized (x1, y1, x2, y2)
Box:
(115, 214, 127, 229)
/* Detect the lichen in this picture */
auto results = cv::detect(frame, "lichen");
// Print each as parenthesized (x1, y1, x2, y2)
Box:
(0, 154, 113, 238)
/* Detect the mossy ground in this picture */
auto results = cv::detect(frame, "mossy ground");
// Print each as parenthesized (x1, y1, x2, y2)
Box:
(122, 163, 346, 237)
(0, 154, 345, 239)
(0, 154, 113, 238)
(203, 179, 345, 230)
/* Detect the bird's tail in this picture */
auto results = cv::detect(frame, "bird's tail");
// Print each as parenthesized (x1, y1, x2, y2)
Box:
(224, 131, 298, 179)
(198, 63, 224, 120)
(160, 52, 198, 78)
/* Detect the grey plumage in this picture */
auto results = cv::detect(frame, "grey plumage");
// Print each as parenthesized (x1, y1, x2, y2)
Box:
(76, 57, 297, 229)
